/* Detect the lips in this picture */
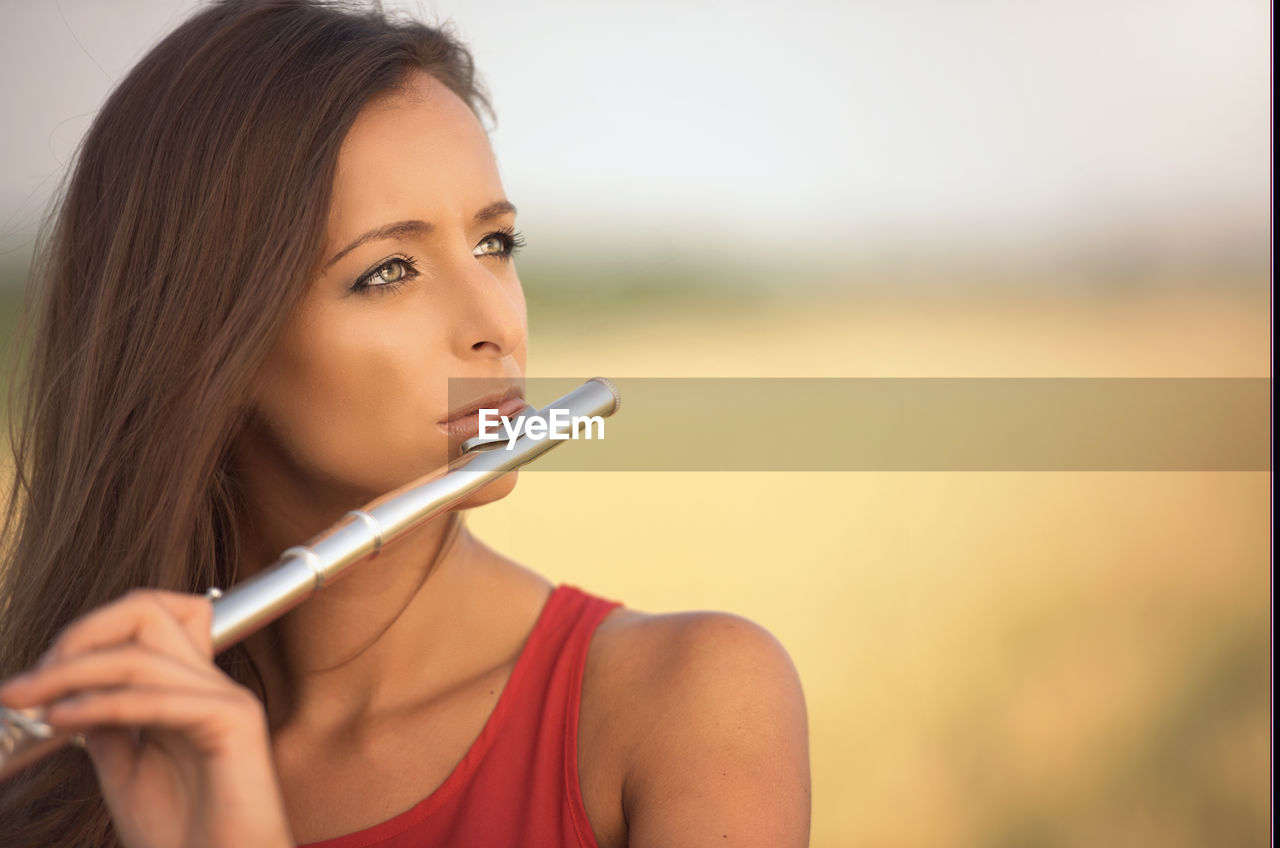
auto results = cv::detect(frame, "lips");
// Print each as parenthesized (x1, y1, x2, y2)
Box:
(437, 388, 527, 438)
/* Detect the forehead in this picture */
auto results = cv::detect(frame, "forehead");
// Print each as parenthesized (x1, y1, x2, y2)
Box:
(327, 70, 500, 230)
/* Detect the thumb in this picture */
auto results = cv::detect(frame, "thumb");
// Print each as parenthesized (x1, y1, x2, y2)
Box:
(82, 727, 138, 787)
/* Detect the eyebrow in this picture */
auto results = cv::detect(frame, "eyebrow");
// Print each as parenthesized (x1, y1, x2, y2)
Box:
(323, 200, 517, 270)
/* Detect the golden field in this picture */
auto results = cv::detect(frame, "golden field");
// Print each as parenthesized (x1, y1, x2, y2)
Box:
(471, 283, 1270, 847)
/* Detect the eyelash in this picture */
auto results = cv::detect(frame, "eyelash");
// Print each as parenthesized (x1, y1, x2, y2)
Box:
(351, 227, 528, 297)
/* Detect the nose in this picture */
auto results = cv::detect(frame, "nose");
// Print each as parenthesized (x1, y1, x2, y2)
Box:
(442, 256, 526, 361)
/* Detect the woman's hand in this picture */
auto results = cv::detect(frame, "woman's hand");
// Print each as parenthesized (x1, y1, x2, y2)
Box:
(0, 589, 294, 848)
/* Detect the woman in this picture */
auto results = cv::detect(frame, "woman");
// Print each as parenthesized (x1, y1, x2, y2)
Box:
(0, 1, 810, 846)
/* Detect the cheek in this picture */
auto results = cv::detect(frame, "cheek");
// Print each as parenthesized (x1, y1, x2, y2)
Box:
(252, 306, 450, 492)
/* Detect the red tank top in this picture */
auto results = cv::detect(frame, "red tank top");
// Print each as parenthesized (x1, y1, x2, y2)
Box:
(297, 583, 623, 848)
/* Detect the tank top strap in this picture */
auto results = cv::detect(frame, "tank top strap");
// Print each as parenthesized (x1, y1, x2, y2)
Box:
(469, 583, 623, 847)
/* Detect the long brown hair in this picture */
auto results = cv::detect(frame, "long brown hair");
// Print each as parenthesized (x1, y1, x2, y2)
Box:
(0, 2, 493, 844)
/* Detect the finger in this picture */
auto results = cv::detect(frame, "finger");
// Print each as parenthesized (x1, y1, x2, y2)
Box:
(0, 644, 220, 709)
(38, 589, 213, 668)
(43, 685, 262, 754)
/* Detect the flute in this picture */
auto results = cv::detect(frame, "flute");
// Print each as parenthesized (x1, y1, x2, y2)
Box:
(0, 376, 620, 782)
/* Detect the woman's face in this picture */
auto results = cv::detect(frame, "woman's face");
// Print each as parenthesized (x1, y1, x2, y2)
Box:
(239, 70, 527, 506)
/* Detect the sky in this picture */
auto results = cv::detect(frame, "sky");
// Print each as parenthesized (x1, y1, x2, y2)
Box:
(0, 0, 1269, 272)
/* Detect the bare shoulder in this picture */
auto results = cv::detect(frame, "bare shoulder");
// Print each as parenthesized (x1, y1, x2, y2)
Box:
(582, 605, 811, 848)
(590, 606, 802, 694)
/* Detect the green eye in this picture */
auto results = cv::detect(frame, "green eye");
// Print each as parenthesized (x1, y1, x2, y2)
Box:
(472, 229, 526, 261)
(377, 260, 408, 282)
(473, 235, 503, 256)
(352, 255, 419, 296)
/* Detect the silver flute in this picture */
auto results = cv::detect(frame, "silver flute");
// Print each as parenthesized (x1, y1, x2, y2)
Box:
(0, 377, 620, 782)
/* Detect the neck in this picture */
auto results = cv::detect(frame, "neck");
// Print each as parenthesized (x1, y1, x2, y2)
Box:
(235, 502, 481, 730)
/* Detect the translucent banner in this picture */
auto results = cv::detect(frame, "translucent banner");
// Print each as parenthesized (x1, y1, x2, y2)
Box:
(446, 377, 1271, 471)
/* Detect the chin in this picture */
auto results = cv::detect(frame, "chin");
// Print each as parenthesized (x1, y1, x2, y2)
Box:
(452, 469, 519, 510)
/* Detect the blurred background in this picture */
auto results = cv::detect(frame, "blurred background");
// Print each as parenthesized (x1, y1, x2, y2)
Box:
(0, 1, 1270, 845)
